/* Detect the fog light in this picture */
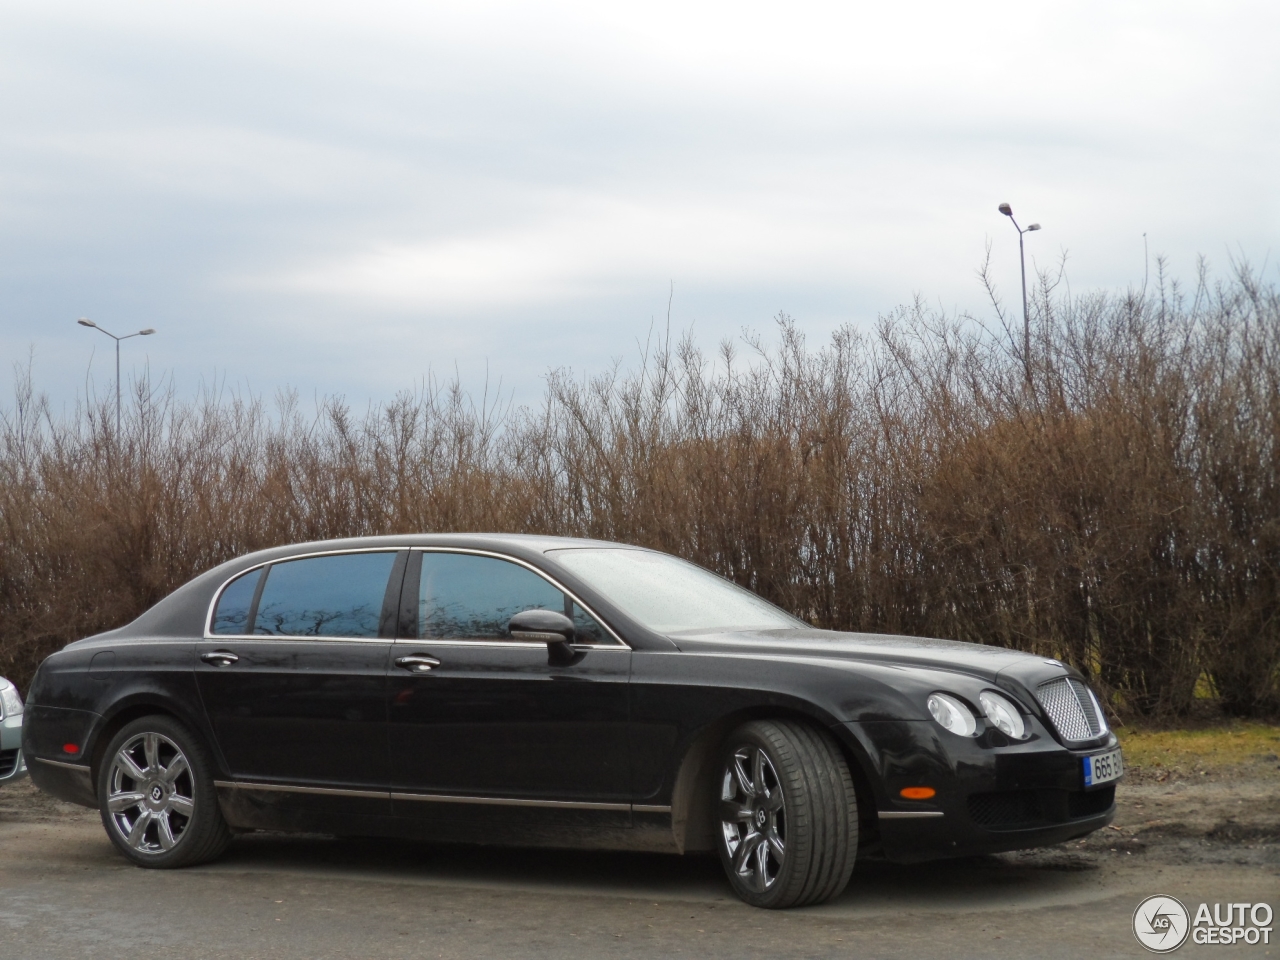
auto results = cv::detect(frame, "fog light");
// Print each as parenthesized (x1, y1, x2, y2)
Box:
(979, 691, 1028, 739)
(927, 693, 977, 736)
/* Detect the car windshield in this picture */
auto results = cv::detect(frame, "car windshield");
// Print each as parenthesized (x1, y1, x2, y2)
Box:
(546, 548, 803, 634)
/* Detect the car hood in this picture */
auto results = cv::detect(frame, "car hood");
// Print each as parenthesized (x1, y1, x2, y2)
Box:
(670, 627, 1056, 684)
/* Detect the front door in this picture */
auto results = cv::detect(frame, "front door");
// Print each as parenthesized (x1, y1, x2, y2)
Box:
(196, 549, 406, 820)
(387, 550, 631, 826)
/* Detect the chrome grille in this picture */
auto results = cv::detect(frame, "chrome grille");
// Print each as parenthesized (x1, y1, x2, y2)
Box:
(1036, 677, 1105, 741)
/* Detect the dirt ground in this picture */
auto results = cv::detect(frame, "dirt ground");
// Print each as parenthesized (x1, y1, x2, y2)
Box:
(6, 731, 1278, 868)
(1, 744, 1277, 959)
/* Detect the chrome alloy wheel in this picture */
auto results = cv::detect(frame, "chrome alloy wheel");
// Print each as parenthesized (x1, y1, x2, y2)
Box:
(720, 745, 786, 893)
(106, 732, 195, 854)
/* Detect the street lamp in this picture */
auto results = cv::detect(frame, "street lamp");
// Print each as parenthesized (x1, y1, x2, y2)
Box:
(998, 203, 1041, 386)
(76, 318, 157, 434)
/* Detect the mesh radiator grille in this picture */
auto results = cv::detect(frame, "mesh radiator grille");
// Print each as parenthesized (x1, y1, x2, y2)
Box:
(967, 790, 1045, 829)
(1036, 677, 1105, 741)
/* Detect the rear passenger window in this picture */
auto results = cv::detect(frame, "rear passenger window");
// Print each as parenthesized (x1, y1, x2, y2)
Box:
(417, 553, 614, 643)
(253, 552, 398, 638)
(211, 568, 263, 635)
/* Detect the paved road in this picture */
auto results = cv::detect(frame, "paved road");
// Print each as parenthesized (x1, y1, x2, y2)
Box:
(1, 811, 1275, 960)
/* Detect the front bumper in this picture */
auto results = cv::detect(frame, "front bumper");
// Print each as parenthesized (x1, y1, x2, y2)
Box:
(841, 719, 1119, 863)
(1, 712, 27, 784)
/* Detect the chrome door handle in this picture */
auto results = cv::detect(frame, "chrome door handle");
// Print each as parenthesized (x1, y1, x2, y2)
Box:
(201, 651, 239, 667)
(394, 655, 441, 673)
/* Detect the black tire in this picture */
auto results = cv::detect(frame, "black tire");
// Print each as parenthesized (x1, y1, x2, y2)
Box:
(96, 715, 232, 869)
(714, 718, 858, 908)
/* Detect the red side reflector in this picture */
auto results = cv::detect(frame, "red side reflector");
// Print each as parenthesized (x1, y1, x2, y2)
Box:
(63, 743, 80, 754)
(900, 786, 935, 800)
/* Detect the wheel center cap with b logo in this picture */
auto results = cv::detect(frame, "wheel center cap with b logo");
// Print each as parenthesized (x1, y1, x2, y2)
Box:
(756, 809, 767, 828)
(150, 784, 164, 803)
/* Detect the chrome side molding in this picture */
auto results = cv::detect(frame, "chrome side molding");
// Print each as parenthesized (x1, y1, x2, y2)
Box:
(213, 779, 672, 815)
(878, 810, 945, 819)
(33, 756, 92, 773)
(213, 780, 386, 800)
(390, 791, 630, 812)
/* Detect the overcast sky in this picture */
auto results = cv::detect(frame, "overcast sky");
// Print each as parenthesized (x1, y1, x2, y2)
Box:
(2, 0, 1276, 412)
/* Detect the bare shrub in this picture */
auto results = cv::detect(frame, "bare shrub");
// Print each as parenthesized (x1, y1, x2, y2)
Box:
(1, 264, 1276, 719)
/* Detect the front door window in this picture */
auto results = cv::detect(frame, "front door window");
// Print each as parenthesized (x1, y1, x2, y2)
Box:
(416, 552, 615, 643)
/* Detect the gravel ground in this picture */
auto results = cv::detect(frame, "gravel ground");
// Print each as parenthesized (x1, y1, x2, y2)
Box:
(1, 764, 1277, 959)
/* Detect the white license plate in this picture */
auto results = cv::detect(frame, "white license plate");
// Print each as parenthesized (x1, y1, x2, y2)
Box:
(1083, 747, 1123, 787)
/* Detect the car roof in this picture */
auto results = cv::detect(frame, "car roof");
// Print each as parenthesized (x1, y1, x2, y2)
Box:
(242, 532, 626, 553)
(205, 533, 642, 570)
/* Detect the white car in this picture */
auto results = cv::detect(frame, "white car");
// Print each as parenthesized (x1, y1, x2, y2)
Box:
(0, 677, 27, 785)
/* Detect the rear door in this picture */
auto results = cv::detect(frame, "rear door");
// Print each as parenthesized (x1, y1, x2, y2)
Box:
(196, 549, 406, 815)
(387, 549, 632, 825)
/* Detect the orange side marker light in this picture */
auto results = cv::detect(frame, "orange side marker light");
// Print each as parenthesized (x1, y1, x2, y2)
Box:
(899, 786, 935, 800)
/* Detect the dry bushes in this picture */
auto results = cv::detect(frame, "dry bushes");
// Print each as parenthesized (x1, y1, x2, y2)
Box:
(1, 264, 1276, 718)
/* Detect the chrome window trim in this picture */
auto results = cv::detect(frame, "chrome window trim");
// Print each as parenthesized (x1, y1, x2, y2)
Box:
(405, 547, 630, 649)
(203, 547, 403, 640)
(203, 545, 630, 649)
(392, 638, 630, 651)
(201, 635, 392, 645)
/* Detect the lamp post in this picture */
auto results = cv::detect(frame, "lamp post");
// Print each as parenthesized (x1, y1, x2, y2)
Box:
(997, 203, 1040, 386)
(76, 319, 157, 434)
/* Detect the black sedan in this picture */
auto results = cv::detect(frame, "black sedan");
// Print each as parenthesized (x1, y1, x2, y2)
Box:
(23, 534, 1122, 908)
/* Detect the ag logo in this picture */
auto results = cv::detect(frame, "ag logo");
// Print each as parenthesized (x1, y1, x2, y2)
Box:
(1134, 895, 1190, 953)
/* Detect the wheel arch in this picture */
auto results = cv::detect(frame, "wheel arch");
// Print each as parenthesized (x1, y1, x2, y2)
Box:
(669, 705, 881, 854)
(89, 693, 219, 787)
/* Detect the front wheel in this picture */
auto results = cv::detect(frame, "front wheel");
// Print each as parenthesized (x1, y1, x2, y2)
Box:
(96, 715, 231, 868)
(715, 719, 858, 908)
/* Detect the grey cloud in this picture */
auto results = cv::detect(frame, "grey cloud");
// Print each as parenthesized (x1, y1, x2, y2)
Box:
(1, 0, 1276, 410)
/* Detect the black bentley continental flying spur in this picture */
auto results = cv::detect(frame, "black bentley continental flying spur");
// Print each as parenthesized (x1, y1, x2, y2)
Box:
(24, 535, 1122, 908)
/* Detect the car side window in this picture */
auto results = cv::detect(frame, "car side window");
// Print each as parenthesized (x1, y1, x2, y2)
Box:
(211, 568, 263, 635)
(253, 552, 398, 638)
(571, 602, 609, 644)
(417, 553, 614, 643)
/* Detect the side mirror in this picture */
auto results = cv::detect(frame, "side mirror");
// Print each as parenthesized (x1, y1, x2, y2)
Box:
(508, 609, 578, 666)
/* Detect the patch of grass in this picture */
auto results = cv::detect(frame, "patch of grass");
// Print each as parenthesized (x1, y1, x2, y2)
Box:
(1118, 723, 1280, 773)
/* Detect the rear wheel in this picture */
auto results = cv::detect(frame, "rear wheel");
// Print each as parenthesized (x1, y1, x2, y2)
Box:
(97, 715, 231, 868)
(715, 719, 858, 908)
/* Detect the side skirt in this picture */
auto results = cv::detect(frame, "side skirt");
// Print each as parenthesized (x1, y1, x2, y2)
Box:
(213, 781, 678, 853)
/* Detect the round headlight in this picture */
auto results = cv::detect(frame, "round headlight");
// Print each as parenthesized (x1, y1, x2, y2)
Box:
(927, 693, 977, 737)
(979, 690, 1027, 739)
